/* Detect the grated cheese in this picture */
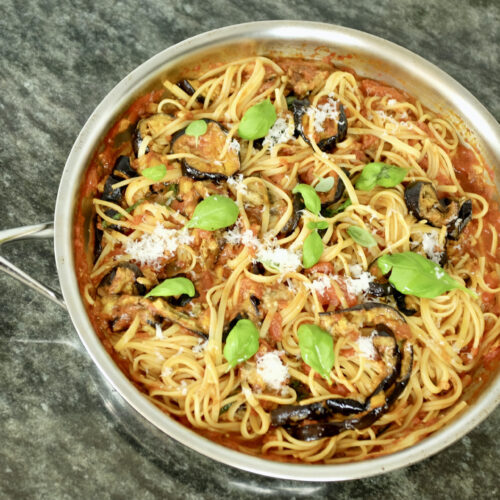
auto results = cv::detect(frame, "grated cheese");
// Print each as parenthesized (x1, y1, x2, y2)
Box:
(192, 338, 208, 355)
(229, 138, 240, 154)
(306, 95, 341, 133)
(155, 323, 164, 339)
(125, 223, 193, 268)
(358, 334, 377, 360)
(256, 351, 289, 391)
(343, 268, 374, 296)
(226, 174, 248, 195)
(307, 275, 332, 295)
(422, 232, 444, 264)
(225, 225, 302, 274)
(262, 117, 294, 149)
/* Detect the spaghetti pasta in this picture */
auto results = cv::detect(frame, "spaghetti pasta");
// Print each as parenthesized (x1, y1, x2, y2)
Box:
(74, 55, 500, 463)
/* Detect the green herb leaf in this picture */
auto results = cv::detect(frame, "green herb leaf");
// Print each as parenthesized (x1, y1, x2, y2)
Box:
(377, 252, 477, 298)
(292, 183, 321, 215)
(145, 277, 196, 298)
(307, 220, 329, 230)
(298, 324, 335, 382)
(347, 225, 377, 247)
(303, 230, 324, 269)
(238, 99, 277, 140)
(102, 199, 144, 228)
(223, 319, 260, 368)
(219, 402, 233, 415)
(324, 198, 352, 217)
(186, 195, 239, 231)
(314, 177, 335, 193)
(185, 119, 208, 137)
(286, 95, 297, 107)
(141, 164, 167, 182)
(355, 162, 408, 191)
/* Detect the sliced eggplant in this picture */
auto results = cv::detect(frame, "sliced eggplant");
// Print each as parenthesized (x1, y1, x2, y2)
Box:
(447, 199, 472, 240)
(113, 155, 138, 179)
(291, 97, 348, 153)
(367, 261, 417, 316)
(271, 320, 414, 441)
(133, 113, 175, 156)
(404, 181, 460, 227)
(177, 79, 205, 104)
(97, 263, 146, 297)
(280, 192, 304, 236)
(320, 302, 407, 329)
(150, 298, 208, 340)
(171, 119, 240, 182)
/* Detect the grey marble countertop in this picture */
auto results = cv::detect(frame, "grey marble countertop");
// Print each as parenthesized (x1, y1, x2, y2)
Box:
(1, 1, 499, 498)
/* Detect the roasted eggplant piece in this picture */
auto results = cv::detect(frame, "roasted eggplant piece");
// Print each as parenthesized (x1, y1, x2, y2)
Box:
(133, 113, 175, 156)
(150, 298, 208, 340)
(171, 119, 240, 182)
(177, 79, 206, 104)
(280, 192, 304, 236)
(271, 319, 414, 441)
(113, 155, 138, 179)
(367, 261, 417, 316)
(97, 263, 146, 297)
(290, 97, 348, 153)
(447, 199, 472, 240)
(320, 302, 407, 329)
(222, 294, 262, 342)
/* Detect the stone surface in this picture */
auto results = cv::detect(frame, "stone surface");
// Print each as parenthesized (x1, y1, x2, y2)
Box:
(0, 1, 499, 498)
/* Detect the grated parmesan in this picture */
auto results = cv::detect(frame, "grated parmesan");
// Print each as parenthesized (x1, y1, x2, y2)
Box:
(226, 174, 248, 195)
(262, 117, 294, 149)
(307, 275, 332, 295)
(125, 223, 193, 268)
(229, 138, 240, 154)
(306, 95, 341, 133)
(421, 232, 444, 264)
(192, 338, 208, 355)
(224, 225, 302, 274)
(155, 323, 164, 339)
(256, 351, 289, 391)
(343, 265, 374, 296)
(357, 333, 377, 360)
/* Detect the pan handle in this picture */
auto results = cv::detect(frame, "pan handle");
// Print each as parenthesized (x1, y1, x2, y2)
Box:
(0, 222, 66, 309)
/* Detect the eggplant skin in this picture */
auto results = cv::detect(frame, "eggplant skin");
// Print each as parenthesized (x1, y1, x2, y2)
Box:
(171, 119, 240, 182)
(321, 302, 407, 323)
(291, 99, 348, 153)
(447, 199, 472, 240)
(177, 79, 205, 104)
(280, 192, 304, 236)
(98, 263, 146, 296)
(271, 319, 414, 441)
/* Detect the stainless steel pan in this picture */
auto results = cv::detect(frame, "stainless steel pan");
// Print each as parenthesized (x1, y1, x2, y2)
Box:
(1, 21, 499, 481)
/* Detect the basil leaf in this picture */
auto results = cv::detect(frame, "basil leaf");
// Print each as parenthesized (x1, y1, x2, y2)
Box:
(324, 198, 352, 217)
(355, 162, 408, 191)
(377, 252, 477, 298)
(298, 324, 334, 382)
(186, 195, 239, 230)
(141, 164, 167, 182)
(303, 230, 323, 269)
(238, 99, 277, 140)
(223, 319, 260, 368)
(145, 277, 195, 298)
(292, 183, 321, 215)
(185, 119, 208, 137)
(314, 177, 335, 193)
(307, 220, 329, 230)
(347, 225, 377, 247)
(102, 199, 144, 228)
